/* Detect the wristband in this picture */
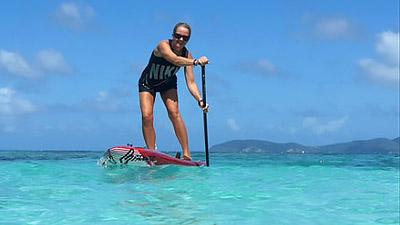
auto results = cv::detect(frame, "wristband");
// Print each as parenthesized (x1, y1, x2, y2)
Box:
(198, 99, 204, 107)
(193, 59, 197, 66)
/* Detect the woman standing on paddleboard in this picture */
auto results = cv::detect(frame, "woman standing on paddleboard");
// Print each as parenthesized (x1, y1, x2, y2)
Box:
(138, 22, 209, 161)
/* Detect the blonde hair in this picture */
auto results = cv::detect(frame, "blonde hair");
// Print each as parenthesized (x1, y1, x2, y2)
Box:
(173, 22, 191, 36)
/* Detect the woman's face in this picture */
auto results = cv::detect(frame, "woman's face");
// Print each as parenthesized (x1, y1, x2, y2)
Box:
(171, 26, 190, 50)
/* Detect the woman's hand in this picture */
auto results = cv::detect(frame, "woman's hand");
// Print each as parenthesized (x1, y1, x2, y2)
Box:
(198, 99, 209, 112)
(194, 56, 209, 66)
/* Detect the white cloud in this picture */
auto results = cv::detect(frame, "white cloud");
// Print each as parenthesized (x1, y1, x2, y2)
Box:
(227, 118, 240, 132)
(357, 31, 399, 86)
(0, 87, 37, 132)
(3, 124, 16, 133)
(96, 91, 109, 101)
(301, 14, 360, 39)
(0, 50, 38, 78)
(288, 127, 297, 135)
(55, 2, 95, 31)
(236, 59, 277, 77)
(256, 59, 277, 73)
(0, 87, 37, 115)
(314, 18, 352, 38)
(375, 31, 399, 65)
(302, 116, 348, 135)
(81, 90, 120, 113)
(357, 58, 398, 84)
(36, 49, 72, 73)
(0, 49, 72, 78)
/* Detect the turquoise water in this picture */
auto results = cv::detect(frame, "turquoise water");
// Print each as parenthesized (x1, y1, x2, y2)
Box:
(0, 151, 399, 225)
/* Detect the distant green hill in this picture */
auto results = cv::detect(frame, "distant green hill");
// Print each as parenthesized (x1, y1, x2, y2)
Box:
(210, 137, 400, 154)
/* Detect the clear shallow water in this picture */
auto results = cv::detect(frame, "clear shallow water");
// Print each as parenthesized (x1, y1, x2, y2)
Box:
(0, 151, 398, 225)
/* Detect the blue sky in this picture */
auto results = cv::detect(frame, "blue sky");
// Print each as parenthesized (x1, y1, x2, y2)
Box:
(0, 0, 399, 151)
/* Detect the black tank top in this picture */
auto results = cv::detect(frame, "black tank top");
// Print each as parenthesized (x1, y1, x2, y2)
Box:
(139, 40, 187, 87)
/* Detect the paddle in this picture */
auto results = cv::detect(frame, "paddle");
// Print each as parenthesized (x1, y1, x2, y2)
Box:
(201, 65, 210, 167)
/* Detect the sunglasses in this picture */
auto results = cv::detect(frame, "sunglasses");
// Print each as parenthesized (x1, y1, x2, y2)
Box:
(173, 33, 190, 41)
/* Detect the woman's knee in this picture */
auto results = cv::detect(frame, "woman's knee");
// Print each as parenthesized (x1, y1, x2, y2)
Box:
(167, 110, 181, 121)
(142, 112, 154, 125)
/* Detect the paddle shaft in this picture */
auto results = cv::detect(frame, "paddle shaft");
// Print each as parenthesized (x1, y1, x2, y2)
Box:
(201, 65, 210, 167)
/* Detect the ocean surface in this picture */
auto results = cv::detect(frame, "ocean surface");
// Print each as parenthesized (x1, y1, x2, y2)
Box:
(0, 151, 399, 225)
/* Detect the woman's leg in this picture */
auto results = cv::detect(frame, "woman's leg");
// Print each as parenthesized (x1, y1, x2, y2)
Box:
(161, 89, 191, 159)
(139, 91, 156, 149)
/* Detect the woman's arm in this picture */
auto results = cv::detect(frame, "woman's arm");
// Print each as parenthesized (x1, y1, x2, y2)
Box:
(184, 51, 209, 111)
(155, 40, 209, 66)
(155, 40, 195, 66)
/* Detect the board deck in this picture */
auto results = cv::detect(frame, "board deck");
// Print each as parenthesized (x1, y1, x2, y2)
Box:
(100, 145, 205, 167)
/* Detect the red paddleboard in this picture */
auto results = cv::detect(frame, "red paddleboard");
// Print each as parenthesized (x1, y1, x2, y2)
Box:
(100, 145, 205, 167)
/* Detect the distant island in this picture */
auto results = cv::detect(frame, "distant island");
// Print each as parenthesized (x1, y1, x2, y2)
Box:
(210, 137, 400, 154)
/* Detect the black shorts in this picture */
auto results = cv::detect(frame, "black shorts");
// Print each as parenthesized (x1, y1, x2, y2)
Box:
(138, 76, 177, 95)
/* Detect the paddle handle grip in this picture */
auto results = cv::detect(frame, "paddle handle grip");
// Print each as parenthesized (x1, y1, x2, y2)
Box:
(201, 66, 207, 106)
(201, 65, 210, 167)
